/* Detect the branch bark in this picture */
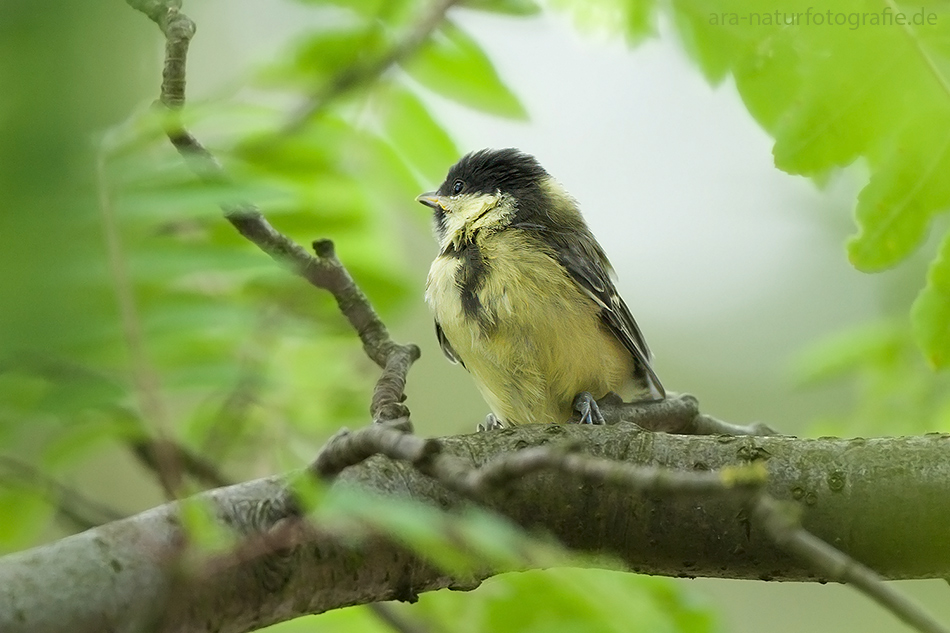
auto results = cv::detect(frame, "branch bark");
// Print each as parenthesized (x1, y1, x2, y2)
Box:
(1, 424, 948, 633)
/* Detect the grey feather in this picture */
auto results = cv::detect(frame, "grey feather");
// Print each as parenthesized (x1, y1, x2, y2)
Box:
(435, 320, 465, 368)
(540, 228, 665, 399)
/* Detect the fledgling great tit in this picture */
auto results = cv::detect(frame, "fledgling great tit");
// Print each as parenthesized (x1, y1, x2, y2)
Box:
(417, 148, 665, 428)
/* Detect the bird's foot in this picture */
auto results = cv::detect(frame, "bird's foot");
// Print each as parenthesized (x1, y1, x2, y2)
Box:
(477, 413, 505, 432)
(571, 391, 606, 425)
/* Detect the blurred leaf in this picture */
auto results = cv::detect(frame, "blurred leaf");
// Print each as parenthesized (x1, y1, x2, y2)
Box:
(794, 320, 950, 435)
(42, 410, 137, 469)
(317, 488, 568, 576)
(792, 320, 903, 384)
(553, 0, 656, 42)
(258, 607, 389, 633)
(273, 26, 388, 89)
(179, 495, 239, 555)
(402, 20, 527, 119)
(0, 488, 52, 553)
(290, 0, 414, 23)
(655, 0, 950, 360)
(462, 0, 542, 16)
(408, 568, 715, 633)
(379, 82, 459, 184)
(912, 230, 950, 367)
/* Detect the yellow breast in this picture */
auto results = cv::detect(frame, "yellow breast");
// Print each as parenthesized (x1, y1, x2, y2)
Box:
(426, 231, 635, 425)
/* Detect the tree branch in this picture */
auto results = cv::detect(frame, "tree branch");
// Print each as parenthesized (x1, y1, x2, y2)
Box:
(753, 495, 949, 633)
(129, 437, 233, 490)
(84, 6, 946, 633)
(594, 392, 776, 435)
(124, 0, 421, 421)
(2, 425, 949, 633)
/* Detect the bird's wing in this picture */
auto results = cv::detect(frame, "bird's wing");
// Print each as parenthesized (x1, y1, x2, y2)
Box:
(554, 238, 665, 399)
(435, 320, 465, 368)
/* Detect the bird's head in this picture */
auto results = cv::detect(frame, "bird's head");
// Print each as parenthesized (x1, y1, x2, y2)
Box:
(417, 148, 569, 251)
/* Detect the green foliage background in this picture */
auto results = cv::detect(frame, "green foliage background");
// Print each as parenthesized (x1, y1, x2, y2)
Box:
(2, 0, 950, 631)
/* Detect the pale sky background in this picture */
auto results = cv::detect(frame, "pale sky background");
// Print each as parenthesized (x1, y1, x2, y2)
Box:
(186, 2, 949, 631)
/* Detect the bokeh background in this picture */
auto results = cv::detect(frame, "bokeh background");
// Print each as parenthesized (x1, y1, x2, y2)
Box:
(2, 0, 949, 631)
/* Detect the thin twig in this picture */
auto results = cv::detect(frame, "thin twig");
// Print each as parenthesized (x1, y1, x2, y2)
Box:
(311, 420, 434, 479)
(129, 438, 233, 489)
(126, 0, 421, 424)
(753, 495, 950, 633)
(120, 4, 943, 633)
(283, 0, 461, 132)
(200, 308, 277, 460)
(0, 456, 126, 531)
(96, 151, 182, 500)
(310, 419, 766, 500)
(369, 603, 431, 633)
(590, 392, 778, 436)
(461, 445, 766, 496)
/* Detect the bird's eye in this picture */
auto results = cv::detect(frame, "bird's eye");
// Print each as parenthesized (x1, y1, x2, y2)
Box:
(452, 180, 464, 195)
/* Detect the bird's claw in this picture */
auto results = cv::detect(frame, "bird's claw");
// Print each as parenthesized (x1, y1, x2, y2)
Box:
(572, 391, 606, 425)
(477, 413, 505, 432)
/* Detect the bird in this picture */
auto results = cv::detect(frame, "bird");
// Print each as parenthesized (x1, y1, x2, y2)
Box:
(416, 148, 664, 428)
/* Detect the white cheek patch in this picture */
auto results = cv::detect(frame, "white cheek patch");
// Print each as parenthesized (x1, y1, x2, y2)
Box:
(439, 192, 505, 251)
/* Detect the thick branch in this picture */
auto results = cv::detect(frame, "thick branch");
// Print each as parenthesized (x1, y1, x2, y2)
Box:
(2, 426, 949, 633)
(753, 495, 949, 633)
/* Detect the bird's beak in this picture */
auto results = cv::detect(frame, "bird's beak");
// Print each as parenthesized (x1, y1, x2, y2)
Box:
(416, 192, 444, 210)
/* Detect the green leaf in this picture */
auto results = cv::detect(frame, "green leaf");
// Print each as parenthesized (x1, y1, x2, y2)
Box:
(553, 0, 657, 43)
(625, 0, 657, 42)
(290, 0, 414, 23)
(409, 568, 715, 633)
(0, 488, 53, 553)
(289, 27, 387, 86)
(402, 20, 527, 119)
(317, 489, 568, 575)
(655, 0, 950, 361)
(258, 607, 390, 633)
(791, 320, 904, 384)
(379, 83, 459, 186)
(462, 0, 542, 16)
(847, 118, 950, 271)
(912, 230, 950, 367)
(179, 495, 239, 555)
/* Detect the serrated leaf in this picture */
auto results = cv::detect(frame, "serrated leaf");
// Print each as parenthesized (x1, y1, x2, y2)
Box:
(847, 119, 950, 271)
(658, 0, 950, 363)
(402, 20, 527, 119)
(912, 230, 950, 367)
(670, 2, 746, 84)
